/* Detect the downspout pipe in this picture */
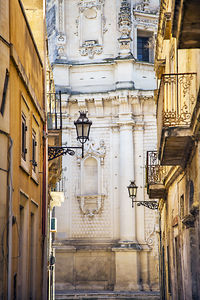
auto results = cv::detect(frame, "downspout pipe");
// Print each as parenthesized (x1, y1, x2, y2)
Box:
(42, 122, 48, 300)
(7, 136, 13, 300)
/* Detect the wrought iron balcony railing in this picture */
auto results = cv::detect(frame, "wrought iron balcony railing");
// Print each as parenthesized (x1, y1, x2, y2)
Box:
(146, 151, 168, 186)
(157, 73, 197, 143)
(47, 91, 62, 130)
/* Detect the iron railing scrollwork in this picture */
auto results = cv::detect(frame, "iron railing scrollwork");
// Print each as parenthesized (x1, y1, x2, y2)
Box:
(47, 91, 62, 130)
(157, 72, 197, 127)
(146, 151, 167, 185)
(157, 73, 197, 146)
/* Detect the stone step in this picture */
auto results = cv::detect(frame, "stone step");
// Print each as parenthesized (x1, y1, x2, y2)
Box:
(55, 290, 160, 300)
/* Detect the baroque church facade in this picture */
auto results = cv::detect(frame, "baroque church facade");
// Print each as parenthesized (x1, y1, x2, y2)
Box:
(47, 0, 160, 292)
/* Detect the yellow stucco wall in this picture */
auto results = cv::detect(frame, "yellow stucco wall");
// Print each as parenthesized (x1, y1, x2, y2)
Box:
(0, 0, 46, 298)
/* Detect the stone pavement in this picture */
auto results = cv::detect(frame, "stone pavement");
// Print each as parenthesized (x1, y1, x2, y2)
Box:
(55, 290, 160, 300)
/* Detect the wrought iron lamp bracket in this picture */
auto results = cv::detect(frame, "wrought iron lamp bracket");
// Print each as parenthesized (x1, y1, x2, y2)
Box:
(131, 198, 158, 210)
(48, 145, 83, 161)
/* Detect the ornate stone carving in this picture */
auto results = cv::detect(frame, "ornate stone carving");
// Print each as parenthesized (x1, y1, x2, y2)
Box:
(79, 41, 103, 59)
(77, 0, 106, 58)
(118, 0, 132, 55)
(182, 213, 196, 228)
(50, 191, 65, 210)
(57, 0, 67, 59)
(77, 194, 105, 217)
(77, 139, 106, 165)
(145, 227, 155, 246)
(135, 0, 150, 13)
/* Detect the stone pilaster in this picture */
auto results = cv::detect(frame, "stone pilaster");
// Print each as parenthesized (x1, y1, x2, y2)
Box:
(134, 123, 145, 244)
(119, 122, 136, 243)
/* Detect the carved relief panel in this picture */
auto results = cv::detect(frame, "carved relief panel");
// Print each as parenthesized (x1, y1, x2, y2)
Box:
(57, 0, 67, 59)
(76, 140, 106, 217)
(76, 0, 106, 58)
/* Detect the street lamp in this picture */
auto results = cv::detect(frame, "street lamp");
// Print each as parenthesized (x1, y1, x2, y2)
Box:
(48, 111, 92, 161)
(127, 180, 158, 210)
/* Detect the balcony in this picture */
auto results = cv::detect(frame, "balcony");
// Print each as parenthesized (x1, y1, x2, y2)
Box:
(47, 92, 62, 130)
(172, 0, 200, 49)
(146, 151, 167, 199)
(157, 73, 197, 166)
(48, 91, 63, 187)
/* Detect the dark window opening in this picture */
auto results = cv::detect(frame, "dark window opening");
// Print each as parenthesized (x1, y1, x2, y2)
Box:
(32, 130, 37, 172)
(137, 36, 149, 62)
(21, 114, 27, 161)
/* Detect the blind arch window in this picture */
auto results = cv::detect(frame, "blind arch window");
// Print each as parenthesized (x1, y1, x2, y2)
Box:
(83, 157, 98, 195)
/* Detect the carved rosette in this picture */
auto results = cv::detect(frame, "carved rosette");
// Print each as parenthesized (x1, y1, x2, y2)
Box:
(118, 0, 132, 55)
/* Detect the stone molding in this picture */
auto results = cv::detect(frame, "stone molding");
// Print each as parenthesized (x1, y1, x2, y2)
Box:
(69, 92, 154, 107)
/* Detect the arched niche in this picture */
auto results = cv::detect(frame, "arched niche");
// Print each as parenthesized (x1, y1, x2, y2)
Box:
(76, 140, 106, 217)
(83, 157, 98, 195)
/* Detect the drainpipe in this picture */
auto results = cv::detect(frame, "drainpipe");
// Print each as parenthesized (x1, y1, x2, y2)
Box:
(0, 130, 13, 300)
(42, 122, 48, 300)
(7, 135, 13, 300)
(158, 211, 162, 300)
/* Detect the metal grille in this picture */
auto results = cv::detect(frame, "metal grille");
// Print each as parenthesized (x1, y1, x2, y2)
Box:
(47, 91, 62, 130)
(146, 151, 167, 185)
(157, 73, 197, 128)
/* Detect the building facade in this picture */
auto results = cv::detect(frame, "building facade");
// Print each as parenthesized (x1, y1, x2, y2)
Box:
(47, 0, 160, 293)
(0, 0, 10, 298)
(0, 0, 48, 299)
(147, 0, 200, 299)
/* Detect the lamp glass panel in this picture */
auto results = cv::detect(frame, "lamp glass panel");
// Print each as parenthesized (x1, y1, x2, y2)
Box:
(83, 123, 89, 138)
(77, 123, 83, 138)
